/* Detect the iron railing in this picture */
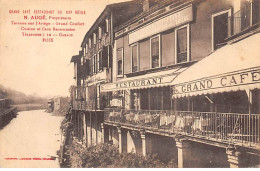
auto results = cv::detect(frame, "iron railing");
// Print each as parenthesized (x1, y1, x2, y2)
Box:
(229, 2, 260, 37)
(72, 100, 96, 111)
(104, 108, 260, 147)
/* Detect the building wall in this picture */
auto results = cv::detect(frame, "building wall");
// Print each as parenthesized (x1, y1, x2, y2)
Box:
(189, 141, 229, 167)
(146, 134, 177, 161)
(53, 97, 69, 111)
(113, 0, 237, 79)
(191, 0, 234, 61)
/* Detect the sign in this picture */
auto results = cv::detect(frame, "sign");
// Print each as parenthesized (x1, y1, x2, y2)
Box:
(129, 5, 193, 44)
(100, 67, 187, 92)
(116, 77, 163, 89)
(110, 98, 122, 107)
(100, 75, 172, 92)
(172, 68, 260, 97)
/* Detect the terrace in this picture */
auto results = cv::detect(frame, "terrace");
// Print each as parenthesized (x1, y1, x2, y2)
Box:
(104, 108, 260, 149)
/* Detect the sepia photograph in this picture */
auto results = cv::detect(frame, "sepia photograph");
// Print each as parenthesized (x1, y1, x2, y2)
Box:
(0, 0, 260, 168)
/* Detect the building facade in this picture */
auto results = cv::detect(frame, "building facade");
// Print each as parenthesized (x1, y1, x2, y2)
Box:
(69, 0, 260, 168)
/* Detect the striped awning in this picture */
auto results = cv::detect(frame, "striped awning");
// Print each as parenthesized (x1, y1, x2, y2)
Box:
(101, 67, 187, 92)
(172, 33, 260, 98)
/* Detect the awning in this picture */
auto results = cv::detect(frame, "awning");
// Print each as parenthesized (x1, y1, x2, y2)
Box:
(101, 67, 188, 92)
(172, 33, 260, 98)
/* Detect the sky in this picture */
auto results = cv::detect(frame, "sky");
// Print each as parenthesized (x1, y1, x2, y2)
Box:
(0, 0, 129, 98)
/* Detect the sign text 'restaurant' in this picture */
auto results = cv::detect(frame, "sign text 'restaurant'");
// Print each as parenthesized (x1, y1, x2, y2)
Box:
(116, 77, 163, 88)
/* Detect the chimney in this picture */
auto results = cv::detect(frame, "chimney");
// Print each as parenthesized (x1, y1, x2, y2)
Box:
(142, 0, 150, 12)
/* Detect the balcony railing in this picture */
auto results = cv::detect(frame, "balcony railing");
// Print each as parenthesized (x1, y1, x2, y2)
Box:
(104, 108, 260, 148)
(229, 2, 260, 37)
(72, 100, 96, 111)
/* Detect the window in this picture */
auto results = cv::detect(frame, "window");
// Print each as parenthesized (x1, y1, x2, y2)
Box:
(89, 38, 92, 48)
(131, 44, 138, 72)
(93, 55, 96, 74)
(93, 33, 96, 45)
(175, 25, 190, 63)
(212, 10, 231, 51)
(150, 35, 160, 68)
(102, 46, 108, 68)
(97, 53, 100, 71)
(117, 48, 123, 76)
(105, 18, 109, 33)
(98, 51, 102, 71)
(98, 26, 102, 39)
(97, 51, 102, 71)
(85, 44, 88, 55)
(83, 47, 86, 58)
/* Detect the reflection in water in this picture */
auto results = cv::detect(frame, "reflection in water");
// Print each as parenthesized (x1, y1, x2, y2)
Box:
(0, 110, 63, 168)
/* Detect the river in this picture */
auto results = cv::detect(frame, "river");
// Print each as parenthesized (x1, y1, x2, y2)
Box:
(0, 110, 63, 168)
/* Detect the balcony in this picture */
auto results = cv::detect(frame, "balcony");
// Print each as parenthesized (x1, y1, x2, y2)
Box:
(85, 67, 111, 84)
(104, 108, 260, 148)
(228, 2, 260, 39)
(72, 100, 96, 111)
(97, 33, 110, 50)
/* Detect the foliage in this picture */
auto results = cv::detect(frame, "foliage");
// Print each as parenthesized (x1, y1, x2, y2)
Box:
(59, 110, 177, 168)
(66, 140, 177, 168)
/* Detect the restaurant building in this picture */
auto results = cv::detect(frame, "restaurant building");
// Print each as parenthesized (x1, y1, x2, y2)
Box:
(100, 0, 260, 167)
(70, 0, 260, 168)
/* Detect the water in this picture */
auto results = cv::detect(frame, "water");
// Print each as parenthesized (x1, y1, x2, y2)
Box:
(0, 110, 63, 168)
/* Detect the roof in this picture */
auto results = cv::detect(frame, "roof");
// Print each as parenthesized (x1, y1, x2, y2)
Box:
(81, 0, 143, 47)
(70, 55, 81, 63)
(114, 0, 186, 32)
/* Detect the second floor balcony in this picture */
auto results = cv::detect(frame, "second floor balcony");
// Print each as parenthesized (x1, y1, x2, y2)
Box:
(85, 67, 111, 85)
(72, 100, 96, 111)
(104, 108, 260, 149)
(228, 1, 260, 40)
